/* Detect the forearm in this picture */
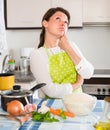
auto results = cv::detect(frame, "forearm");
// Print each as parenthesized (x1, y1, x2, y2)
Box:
(72, 74, 84, 90)
(64, 43, 81, 65)
(59, 35, 81, 65)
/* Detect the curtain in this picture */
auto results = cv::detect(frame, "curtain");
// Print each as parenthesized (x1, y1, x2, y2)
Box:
(0, 0, 8, 72)
(0, 0, 8, 54)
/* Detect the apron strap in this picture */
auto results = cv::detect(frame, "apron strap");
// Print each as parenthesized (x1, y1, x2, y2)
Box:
(44, 44, 51, 57)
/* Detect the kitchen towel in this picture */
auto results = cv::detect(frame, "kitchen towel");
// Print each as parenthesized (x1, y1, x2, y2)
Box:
(19, 99, 103, 130)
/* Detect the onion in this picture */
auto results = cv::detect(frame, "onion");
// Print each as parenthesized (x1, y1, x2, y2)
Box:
(7, 100, 25, 116)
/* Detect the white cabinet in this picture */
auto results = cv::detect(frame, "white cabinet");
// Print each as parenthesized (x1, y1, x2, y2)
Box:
(5, 0, 51, 28)
(52, 0, 83, 27)
(5, 0, 82, 29)
(5, 0, 110, 28)
(83, 0, 110, 23)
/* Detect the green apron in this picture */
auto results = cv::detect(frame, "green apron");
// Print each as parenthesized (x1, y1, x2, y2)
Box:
(45, 47, 82, 92)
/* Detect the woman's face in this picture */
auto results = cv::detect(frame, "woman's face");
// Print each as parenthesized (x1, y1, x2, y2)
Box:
(43, 11, 69, 38)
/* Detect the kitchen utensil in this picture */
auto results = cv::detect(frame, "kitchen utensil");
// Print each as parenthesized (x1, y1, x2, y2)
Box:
(24, 96, 37, 113)
(20, 48, 34, 75)
(25, 96, 30, 104)
(0, 73, 15, 90)
(20, 57, 30, 74)
(0, 83, 46, 111)
(20, 48, 34, 58)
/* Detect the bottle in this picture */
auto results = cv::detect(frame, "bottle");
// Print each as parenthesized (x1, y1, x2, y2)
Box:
(8, 56, 16, 72)
(94, 96, 110, 130)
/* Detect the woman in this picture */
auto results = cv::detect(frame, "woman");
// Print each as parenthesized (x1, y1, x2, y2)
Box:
(30, 7, 94, 98)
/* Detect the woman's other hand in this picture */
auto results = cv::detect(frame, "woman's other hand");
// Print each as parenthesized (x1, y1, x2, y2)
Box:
(72, 74, 84, 90)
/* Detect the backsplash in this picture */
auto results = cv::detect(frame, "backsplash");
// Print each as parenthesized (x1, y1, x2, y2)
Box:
(6, 26, 110, 69)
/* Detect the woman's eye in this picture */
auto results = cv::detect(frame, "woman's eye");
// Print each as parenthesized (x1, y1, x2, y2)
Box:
(64, 21, 68, 24)
(55, 17, 68, 24)
(56, 17, 61, 21)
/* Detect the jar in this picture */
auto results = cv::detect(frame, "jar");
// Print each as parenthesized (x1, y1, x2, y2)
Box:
(94, 96, 110, 130)
(20, 56, 30, 74)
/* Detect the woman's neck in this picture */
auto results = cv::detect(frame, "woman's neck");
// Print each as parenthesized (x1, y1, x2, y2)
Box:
(44, 34, 60, 48)
(45, 39, 59, 48)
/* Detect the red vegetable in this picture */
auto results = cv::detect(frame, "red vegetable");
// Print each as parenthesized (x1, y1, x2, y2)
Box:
(7, 100, 25, 116)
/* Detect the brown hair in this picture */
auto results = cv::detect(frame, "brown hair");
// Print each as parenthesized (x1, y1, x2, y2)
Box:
(38, 7, 70, 48)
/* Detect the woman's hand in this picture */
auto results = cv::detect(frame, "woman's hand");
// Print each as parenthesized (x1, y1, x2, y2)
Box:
(72, 74, 84, 90)
(59, 34, 81, 65)
(59, 34, 70, 51)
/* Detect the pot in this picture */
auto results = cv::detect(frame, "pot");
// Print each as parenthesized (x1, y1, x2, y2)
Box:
(0, 73, 15, 90)
(0, 83, 46, 111)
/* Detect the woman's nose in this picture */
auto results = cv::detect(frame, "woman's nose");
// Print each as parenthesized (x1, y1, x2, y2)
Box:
(60, 20, 66, 26)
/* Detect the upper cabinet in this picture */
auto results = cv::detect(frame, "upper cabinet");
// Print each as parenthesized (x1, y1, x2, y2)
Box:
(4, 0, 82, 29)
(83, 0, 110, 24)
(4, 0, 110, 29)
(5, 0, 51, 29)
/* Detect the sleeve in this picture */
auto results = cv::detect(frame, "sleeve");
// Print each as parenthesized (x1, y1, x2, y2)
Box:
(70, 42, 94, 79)
(30, 48, 73, 98)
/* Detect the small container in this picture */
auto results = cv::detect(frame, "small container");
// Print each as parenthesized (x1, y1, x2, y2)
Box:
(94, 96, 110, 130)
(20, 56, 30, 75)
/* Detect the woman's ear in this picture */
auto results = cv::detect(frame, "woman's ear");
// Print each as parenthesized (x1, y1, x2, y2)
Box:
(42, 20, 48, 27)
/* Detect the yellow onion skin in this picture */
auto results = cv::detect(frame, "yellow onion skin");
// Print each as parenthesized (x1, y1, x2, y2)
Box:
(7, 100, 25, 116)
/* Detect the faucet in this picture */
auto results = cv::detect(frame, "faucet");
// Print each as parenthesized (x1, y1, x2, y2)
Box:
(1, 54, 10, 73)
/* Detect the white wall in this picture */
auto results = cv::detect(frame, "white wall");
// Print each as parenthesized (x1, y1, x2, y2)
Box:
(6, 26, 110, 69)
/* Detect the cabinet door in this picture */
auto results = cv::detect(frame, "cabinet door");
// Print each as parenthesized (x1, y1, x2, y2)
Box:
(5, 0, 51, 29)
(51, 0, 83, 27)
(83, 0, 110, 23)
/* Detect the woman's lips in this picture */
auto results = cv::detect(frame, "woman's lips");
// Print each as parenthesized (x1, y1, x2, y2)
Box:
(59, 27, 65, 31)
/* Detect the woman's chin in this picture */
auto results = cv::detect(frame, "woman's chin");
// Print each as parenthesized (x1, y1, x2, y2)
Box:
(57, 34, 64, 38)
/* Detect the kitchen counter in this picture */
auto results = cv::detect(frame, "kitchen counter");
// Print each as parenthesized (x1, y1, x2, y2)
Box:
(93, 69, 110, 78)
(0, 98, 103, 130)
(15, 79, 37, 90)
(14, 71, 36, 83)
